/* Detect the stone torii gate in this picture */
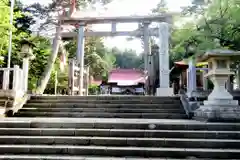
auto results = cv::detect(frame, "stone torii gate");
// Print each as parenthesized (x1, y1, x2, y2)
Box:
(61, 14, 174, 96)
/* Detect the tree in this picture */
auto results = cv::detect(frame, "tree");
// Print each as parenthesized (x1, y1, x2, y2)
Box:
(28, 36, 52, 91)
(25, 0, 113, 94)
(151, 0, 168, 13)
(0, 0, 25, 66)
(0, 0, 37, 68)
(65, 36, 115, 79)
(0, 1, 55, 93)
(0, 0, 10, 66)
(1, 0, 114, 94)
(174, 0, 240, 57)
(112, 48, 143, 69)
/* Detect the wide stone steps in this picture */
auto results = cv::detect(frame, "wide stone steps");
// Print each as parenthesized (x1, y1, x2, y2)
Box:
(1, 118, 240, 130)
(0, 155, 203, 160)
(0, 128, 239, 139)
(22, 103, 181, 109)
(0, 144, 239, 158)
(27, 99, 180, 104)
(17, 96, 185, 119)
(30, 95, 180, 100)
(0, 135, 239, 149)
(15, 112, 187, 119)
(19, 108, 184, 113)
(6, 94, 237, 159)
(0, 118, 240, 158)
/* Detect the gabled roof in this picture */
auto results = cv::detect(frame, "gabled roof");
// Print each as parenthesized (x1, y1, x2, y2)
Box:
(108, 69, 146, 86)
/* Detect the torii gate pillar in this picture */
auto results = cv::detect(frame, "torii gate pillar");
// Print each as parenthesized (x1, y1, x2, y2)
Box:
(156, 22, 173, 96)
(76, 24, 85, 96)
(143, 21, 151, 93)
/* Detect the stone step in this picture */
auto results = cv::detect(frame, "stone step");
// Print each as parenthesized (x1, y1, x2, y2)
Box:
(23, 103, 182, 109)
(14, 112, 187, 119)
(0, 155, 212, 160)
(0, 118, 239, 131)
(0, 145, 239, 158)
(0, 136, 239, 149)
(27, 99, 181, 104)
(19, 108, 185, 113)
(30, 95, 180, 101)
(0, 128, 238, 139)
(0, 97, 14, 100)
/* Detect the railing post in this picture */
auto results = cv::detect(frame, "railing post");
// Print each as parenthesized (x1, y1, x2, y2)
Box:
(86, 66, 89, 96)
(12, 65, 20, 91)
(18, 69, 23, 92)
(2, 70, 9, 90)
(68, 59, 75, 95)
(22, 57, 29, 93)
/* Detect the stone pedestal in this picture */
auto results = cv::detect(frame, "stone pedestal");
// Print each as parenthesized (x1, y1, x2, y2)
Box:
(195, 74, 240, 121)
(19, 41, 35, 93)
(156, 88, 173, 96)
(194, 50, 240, 122)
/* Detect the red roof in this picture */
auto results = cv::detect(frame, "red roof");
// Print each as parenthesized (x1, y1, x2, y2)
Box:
(174, 60, 188, 66)
(89, 76, 102, 86)
(108, 69, 146, 86)
(91, 80, 102, 86)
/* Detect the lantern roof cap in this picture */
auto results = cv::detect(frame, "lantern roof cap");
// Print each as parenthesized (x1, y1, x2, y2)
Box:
(19, 38, 36, 48)
(199, 49, 240, 62)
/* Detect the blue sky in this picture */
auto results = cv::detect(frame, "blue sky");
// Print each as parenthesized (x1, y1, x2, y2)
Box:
(21, 0, 191, 52)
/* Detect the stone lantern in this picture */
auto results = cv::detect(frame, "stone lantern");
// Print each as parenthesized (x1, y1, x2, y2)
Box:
(195, 49, 240, 121)
(19, 39, 35, 92)
(19, 39, 35, 59)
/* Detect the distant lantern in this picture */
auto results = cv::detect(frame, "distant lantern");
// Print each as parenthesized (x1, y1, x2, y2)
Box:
(19, 39, 35, 59)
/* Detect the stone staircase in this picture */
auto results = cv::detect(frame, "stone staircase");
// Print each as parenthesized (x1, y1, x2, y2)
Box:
(0, 95, 239, 159)
(14, 96, 187, 119)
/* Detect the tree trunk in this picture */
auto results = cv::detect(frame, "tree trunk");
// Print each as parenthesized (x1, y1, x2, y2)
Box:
(35, 23, 62, 94)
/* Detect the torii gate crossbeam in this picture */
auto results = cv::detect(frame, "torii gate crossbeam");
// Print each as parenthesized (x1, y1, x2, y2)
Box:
(62, 14, 173, 24)
(61, 28, 159, 38)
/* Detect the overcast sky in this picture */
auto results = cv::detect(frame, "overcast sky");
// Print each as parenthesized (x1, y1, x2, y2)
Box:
(20, 0, 191, 52)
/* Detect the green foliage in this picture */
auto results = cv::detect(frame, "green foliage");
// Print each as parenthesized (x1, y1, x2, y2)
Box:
(28, 36, 52, 90)
(0, 0, 53, 91)
(88, 84, 100, 95)
(148, 0, 240, 86)
(170, 0, 240, 62)
(65, 36, 114, 78)
(0, 0, 23, 66)
(0, 0, 11, 47)
(0, 0, 147, 94)
(110, 47, 143, 69)
(24, 0, 114, 93)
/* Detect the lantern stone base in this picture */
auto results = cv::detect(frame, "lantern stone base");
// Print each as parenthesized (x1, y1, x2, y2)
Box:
(194, 87, 240, 122)
(156, 88, 173, 96)
(194, 103, 240, 122)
